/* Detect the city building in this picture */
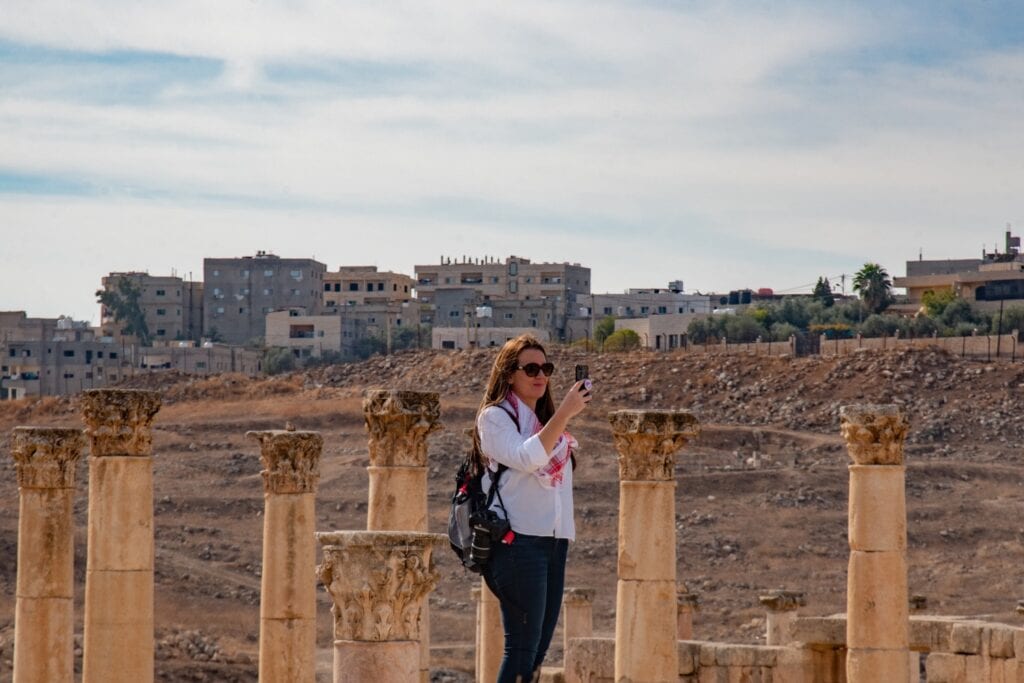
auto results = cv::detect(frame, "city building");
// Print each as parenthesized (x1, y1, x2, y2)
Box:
(99, 272, 203, 344)
(568, 285, 713, 343)
(265, 301, 428, 360)
(139, 342, 262, 376)
(204, 252, 326, 344)
(432, 326, 550, 350)
(893, 230, 1024, 312)
(415, 255, 590, 341)
(1, 317, 123, 399)
(323, 266, 416, 307)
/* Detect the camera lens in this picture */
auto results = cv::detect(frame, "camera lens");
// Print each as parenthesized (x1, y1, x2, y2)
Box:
(469, 523, 491, 565)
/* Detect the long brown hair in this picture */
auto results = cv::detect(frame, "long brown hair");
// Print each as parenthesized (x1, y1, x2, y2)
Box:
(470, 334, 555, 473)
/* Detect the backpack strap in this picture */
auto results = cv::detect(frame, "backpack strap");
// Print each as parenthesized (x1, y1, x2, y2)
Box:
(483, 405, 518, 513)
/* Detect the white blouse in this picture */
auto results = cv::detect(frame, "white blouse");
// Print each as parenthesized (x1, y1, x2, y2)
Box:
(477, 400, 576, 540)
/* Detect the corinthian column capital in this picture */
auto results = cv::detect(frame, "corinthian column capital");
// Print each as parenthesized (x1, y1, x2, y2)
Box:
(839, 405, 907, 465)
(317, 531, 445, 642)
(80, 389, 161, 457)
(11, 427, 85, 489)
(247, 430, 323, 494)
(608, 410, 700, 481)
(363, 390, 442, 467)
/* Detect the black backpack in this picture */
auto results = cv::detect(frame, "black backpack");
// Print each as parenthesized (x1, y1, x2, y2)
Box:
(447, 407, 516, 573)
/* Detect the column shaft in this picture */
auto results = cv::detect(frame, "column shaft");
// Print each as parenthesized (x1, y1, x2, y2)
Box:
(478, 580, 503, 683)
(11, 427, 83, 683)
(81, 388, 161, 683)
(248, 428, 322, 683)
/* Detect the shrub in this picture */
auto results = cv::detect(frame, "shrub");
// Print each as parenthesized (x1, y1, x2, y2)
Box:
(603, 329, 641, 352)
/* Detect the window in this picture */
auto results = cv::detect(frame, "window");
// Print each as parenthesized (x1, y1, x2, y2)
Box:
(504, 313, 515, 319)
(97, 351, 104, 358)
(449, 310, 461, 317)
(393, 283, 398, 291)
(377, 283, 384, 291)
(212, 269, 220, 277)
(63, 372, 74, 379)
(109, 352, 118, 359)
(640, 307, 650, 314)
(603, 307, 612, 315)
(349, 283, 359, 291)
(85, 372, 93, 379)
(156, 329, 166, 336)
(196, 361, 206, 369)
(156, 309, 166, 316)
(444, 277, 453, 284)
(263, 288, 273, 296)
(657, 306, 667, 314)
(334, 283, 341, 292)
(368, 317, 376, 324)
(241, 269, 249, 277)
(216, 306, 225, 314)
(525, 277, 533, 283)
(291, 289, 301, 296)
(509, 262, 518, 276)
(442, 340, 456, 349)
(324, 283, 331, 292)
(212, 288, 223, 299)
(155, 289, 166, 296)
(264, 269, 274, 277)
(63, 350, 75, 357)
(238, 307, 245, 314)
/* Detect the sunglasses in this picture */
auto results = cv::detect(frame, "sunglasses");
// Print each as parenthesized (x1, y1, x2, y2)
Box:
(516, 362, 555, 378)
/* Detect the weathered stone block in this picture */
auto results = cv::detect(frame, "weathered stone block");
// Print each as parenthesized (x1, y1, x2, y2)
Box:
(259, 617, 316, 682)
(678, 641, 699, 675)
(698, 665, 728, 683)
(848, 465, 907, 552)
(564, 636, 614, 683)
(260, 493, 316, 620)
(716, 645, 757, 667)
(790, 616, 846, 646)
(910, 617, 955, 652)
(86, 456, 154, 572)
(13, 596, 74, 683)
(847, 648, 911, 683)
(847, 550, 909, 649)
(17, 489, 74, 598)
(752, 646, 780, 667)
(990, 625, 1017, 658)
(925, 652, 966, 683)
(617, 481, 676, 581)
(334, 639, 418, 681)
(964, 654, 986, 682)
(82, 569, 154, 683)
(774, 647, 815, 683)
(367, 466, 428, 531)
(614, 579, 678, 682)
(950, 623, 983, 654)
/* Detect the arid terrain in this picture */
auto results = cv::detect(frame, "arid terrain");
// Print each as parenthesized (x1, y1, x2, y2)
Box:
(0, 345, 1023, 682)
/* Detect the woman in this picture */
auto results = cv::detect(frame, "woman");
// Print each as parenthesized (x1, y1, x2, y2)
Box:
(472, 334, 591, 682)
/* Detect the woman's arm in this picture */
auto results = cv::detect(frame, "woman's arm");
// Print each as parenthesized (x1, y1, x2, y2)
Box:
(478, 406, 551, 472)
(537, 380, 590, 454)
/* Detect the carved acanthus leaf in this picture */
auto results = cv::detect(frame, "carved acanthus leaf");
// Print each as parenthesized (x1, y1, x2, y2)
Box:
(11, 427, 85, 489)
(80, 389, 161, 457)
(839, 404, 907, 466)
(608, 410, 700, 481)
(363, 390, 442, 467)
(247, 430, 323, 494)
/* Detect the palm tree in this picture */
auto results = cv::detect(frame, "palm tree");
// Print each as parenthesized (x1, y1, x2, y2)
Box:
(853, 263, 893, 314)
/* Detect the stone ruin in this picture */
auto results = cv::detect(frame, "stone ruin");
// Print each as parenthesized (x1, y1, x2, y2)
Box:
(7, 388, 1024, 682)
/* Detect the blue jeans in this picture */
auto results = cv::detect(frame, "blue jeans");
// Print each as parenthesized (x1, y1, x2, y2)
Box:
(482, 534, 569, 683)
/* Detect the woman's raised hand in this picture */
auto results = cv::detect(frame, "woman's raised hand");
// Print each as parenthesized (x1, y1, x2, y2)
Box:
(558, 380, 592, 419)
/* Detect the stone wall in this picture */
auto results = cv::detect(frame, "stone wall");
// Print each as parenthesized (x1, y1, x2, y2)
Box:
(820, 332, 1019, 360)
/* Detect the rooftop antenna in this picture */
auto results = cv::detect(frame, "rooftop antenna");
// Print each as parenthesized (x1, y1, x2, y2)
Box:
(918, 248, 922, 262)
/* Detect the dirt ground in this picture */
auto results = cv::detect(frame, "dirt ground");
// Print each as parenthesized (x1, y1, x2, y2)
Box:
(0, 345, 1023, 681)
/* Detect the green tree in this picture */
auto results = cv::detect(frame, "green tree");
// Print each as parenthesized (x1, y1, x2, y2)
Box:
(96, 277, 151, 346)
(603, 329, 641, 352)
(723, 315, 766, 343)
(352, 335, 387, 359)
(594, 316, 616, 345)
(921, 288, 957, 317)
(263, 347, 296, 375)
(811, 277, 835, 307)
(852, 263, 893, 314)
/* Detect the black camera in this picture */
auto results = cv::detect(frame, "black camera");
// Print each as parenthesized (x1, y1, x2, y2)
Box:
(468, 509, 511, 567)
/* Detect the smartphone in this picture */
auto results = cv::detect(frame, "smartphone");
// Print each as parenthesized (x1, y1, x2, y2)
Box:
(575, 364, 590, 391)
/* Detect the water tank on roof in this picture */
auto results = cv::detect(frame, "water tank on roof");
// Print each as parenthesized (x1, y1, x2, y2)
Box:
(757, 288, 774, 297)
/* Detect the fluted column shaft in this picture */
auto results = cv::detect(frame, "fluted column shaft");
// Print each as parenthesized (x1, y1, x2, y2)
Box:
(11, 427, 85, 683)
(363, 389, 442, 682)
(81, 389, 161, 683)
(317, 531, 445, 683)
(609, 410, 699, 683)
(841, 405, 910, 683)
(248, 430, 322, 682)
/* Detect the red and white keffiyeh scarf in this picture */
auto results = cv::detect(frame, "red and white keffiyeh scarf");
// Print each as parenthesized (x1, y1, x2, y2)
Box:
(505, 392, 576, 489)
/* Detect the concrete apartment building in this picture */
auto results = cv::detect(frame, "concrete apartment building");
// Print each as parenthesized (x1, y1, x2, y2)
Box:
(99, 272, 204, 344)
(204, 252, 326, 345)
(567, 284, 713, 343)
(323, 266, 415, 307)
(433, 326, 550, 350)
(893, 230, 1024, 313)
(1, 316, 124, 399)
(140, 342, 262, 376)
(266, 301, 428, 359)
(415, 255, 590, 341)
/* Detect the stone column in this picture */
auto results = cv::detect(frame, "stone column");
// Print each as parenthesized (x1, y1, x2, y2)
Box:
(247, 429, 323, 683)
(81, 388, 162, 683)
(317, 531, 445, 683)
(608, 410, 700, 683)
(10, 427, 85, 683)
(563, 588, 595, 663)
(477, 579, 503, 683)
(677, 589, 700, 641)
(758, 590, 805, 646)
(363, 389, 442, 683)
(840, 404, 910, 683)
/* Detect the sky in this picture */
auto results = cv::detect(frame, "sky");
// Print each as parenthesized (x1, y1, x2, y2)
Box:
(2, 1, 1023, 324)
